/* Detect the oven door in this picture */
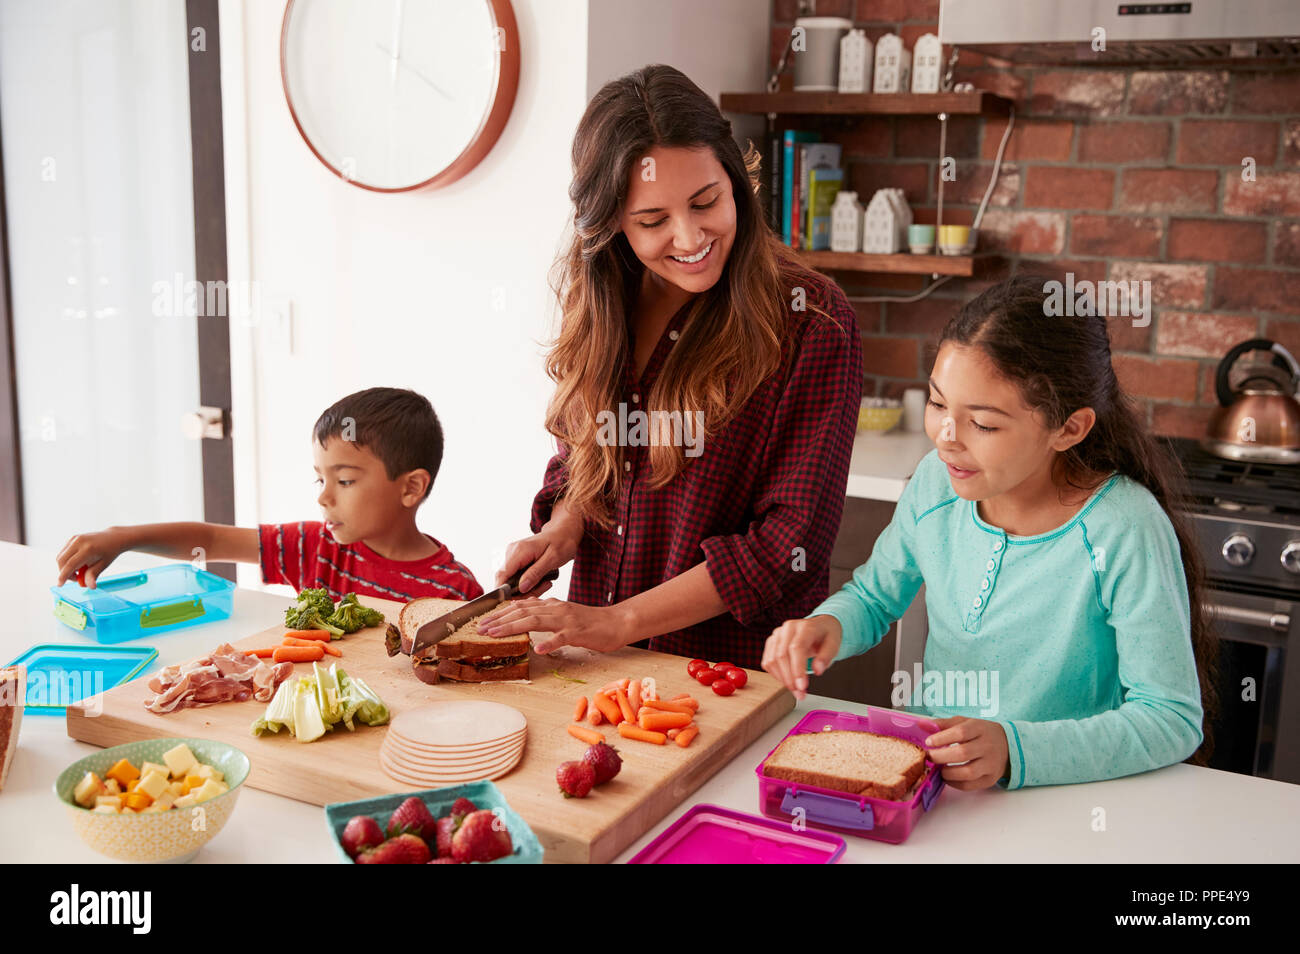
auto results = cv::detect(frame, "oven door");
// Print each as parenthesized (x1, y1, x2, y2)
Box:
(1203, 589, 1298, 784)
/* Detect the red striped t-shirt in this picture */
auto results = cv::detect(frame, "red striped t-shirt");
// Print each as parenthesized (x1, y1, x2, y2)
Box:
(258, 521, 484, 602)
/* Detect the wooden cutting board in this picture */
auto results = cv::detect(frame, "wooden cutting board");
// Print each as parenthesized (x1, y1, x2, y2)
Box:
(65, 596, 794, 863)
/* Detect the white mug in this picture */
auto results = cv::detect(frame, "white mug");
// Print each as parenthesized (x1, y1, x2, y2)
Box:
(902, 388, 927, 433)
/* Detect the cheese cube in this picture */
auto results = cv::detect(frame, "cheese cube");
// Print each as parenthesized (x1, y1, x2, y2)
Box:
(195, 764, 223, 782)
(152, 789, 176, 811)
(192, 779, 227, 803)
(102, 778, 121, 796)
(140, 761, 168, 778)
(136, 770, 169, 801)
(73, 771, 103, 808)
(163, 743, 198, 778)
(167, 781, 185, 797)
(95, 794, 122, 809)
(173, 793, 198, 809)
(106, 758, 140, 787)
(93, 804, 120, 814)
(123, 792, 152, 811)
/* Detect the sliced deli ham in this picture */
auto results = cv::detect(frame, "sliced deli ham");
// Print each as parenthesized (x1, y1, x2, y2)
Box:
(144, 644, 293, 714)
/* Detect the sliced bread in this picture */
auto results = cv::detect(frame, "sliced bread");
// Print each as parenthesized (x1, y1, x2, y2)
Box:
(399, 598, 529, 660)
(761, 729, 926, 802)
(0, 665, 25, 792)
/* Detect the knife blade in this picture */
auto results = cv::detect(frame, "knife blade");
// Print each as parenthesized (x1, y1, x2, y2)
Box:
(408, 567, 559, 658)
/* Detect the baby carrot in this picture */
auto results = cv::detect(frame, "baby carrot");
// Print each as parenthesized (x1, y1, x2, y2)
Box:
(282, 635, 341, 656)
(587, 706, 604, 726)
(628, 679, 642, 716)
(618, 722, 667, 745)
(643, 698, 695, 716)
(567, 724, 605, 746)
(614, 687, 636, 724)
(272, 644, 324, 663)
(639, 710, 692, 732)
(666, 727, 681, 740)
(244, 647, 275, 658)
(574, 696, 588, 722)
(675, 724, 699, 748)
(283, 630, 333, 642)
(592, 691, 623, 725)
(617, 677, 630, 691)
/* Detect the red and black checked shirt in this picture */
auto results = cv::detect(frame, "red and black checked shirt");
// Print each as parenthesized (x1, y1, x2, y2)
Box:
(530, 265, 862, 669)
(258, 521, 484, 603)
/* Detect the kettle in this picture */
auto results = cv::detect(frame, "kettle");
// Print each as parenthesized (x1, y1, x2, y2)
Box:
(1202, 338, 1300, 464)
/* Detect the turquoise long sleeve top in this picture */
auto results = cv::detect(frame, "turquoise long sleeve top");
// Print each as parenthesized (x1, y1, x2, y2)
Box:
(810, 449, 1204, 789)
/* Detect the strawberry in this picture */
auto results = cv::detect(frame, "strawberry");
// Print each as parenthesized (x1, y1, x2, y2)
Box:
(435, 815, 458, 858)
(427, 857, 459, 863)
(556, 759, 595, 798)
(387, 796, 437, 841)
(357, 833, 431, 864)
(451, 809, 513, 863)
(582, 742, 622, 785)
(340, 814, 384, 859)
(449, 796, 477, 822)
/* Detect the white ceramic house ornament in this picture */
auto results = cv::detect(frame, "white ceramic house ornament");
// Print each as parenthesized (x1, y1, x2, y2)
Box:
(884, 188, 914, 245)
(873, 33, 911, 93)
(862, 190, 901, 253)
(838, 29, 872, 93)
(830, 191, 864, 252)
(911, 34, 942, 93)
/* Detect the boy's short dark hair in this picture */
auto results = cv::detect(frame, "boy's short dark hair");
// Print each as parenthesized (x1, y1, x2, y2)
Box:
(313, 388, 443, 501)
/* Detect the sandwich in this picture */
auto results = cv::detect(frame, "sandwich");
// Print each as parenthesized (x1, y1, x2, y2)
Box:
(0, 665, 25, 792)
(760, 729, 927, 802)
(398, 598, 531, 684)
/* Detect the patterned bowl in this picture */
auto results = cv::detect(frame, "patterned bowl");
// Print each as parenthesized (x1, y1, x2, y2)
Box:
(54, 737, 250, 863)
(858, 406, 904, 432)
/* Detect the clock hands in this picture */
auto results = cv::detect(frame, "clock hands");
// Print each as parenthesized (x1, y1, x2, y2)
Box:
(374, 41, 451, 101)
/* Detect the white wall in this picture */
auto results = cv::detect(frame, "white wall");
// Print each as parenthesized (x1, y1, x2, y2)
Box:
(222, 0, 769, 598)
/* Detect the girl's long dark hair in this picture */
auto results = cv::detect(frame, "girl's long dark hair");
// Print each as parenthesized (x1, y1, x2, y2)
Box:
(938, 274, 1218, 765)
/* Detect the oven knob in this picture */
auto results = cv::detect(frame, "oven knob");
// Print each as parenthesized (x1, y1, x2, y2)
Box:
(1222, 533, 1255, 567)
(1282, 542, 1300, 576)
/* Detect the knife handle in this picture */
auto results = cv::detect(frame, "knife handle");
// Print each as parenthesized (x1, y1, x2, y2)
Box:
(503, 567, 560, 596)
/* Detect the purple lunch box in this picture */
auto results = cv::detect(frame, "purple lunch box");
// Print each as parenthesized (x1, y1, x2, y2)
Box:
(754, 707, 946, 845)
(628, 803, 846, 864)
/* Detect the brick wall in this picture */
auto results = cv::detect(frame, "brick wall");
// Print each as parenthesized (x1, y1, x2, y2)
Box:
(769, 0, 1300, 437)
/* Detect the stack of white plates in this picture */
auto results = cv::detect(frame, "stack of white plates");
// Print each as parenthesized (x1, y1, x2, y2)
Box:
(379, 700, 527, 787)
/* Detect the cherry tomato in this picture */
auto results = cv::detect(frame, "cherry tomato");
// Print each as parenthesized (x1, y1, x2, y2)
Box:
(75, 565, 87, 587)
(687, 659, 710, 678)
(713, 661, 737, 673)
(711, 677, 736, 696)
(724, 668, 748, 688)
(695, 669, 720, 686)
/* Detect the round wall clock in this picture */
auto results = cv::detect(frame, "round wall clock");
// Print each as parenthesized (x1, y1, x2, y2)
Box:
(280, 0, 520, 192)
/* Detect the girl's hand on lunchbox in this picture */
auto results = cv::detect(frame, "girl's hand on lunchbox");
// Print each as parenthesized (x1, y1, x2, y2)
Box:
(55, 528, 127, 588)
(762, 615, 842, 701)
(924, 717, 1011, 791)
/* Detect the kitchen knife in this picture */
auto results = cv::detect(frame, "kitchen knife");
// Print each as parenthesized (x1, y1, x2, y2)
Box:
(408, 567, 559, 658)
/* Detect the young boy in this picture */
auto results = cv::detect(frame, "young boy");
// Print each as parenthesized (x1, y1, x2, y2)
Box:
(54, 387, 484, 603)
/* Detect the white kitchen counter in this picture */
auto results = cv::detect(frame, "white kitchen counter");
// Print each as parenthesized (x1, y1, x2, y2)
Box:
(846, 429, 935, 501)
(2, 540, 1297, 863)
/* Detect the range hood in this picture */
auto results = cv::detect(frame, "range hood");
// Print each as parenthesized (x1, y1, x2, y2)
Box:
(939, 1, 1300, 67)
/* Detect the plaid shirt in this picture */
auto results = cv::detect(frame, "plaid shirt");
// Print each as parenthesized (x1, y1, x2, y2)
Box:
(530, 265, 862, 669)
(258, 521, 484, 603)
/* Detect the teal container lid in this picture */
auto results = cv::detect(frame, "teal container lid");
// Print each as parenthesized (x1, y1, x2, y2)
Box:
(5, 643, 158, 714)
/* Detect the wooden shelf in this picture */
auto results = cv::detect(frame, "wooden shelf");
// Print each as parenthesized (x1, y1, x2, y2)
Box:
(797, 250, 977, 277)
(719, 90, 1011, 116)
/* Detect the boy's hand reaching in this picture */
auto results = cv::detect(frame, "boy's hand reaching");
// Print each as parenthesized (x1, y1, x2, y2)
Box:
(761, 615, 843, 701)
(56, 528, 127, 588)
(924, 717, 1011, 791)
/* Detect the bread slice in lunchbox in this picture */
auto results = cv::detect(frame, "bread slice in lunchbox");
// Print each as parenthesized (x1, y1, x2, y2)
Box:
(0, 665, 25, 792)
(761, 729, 927, 802)
(399, 598, 530, 682)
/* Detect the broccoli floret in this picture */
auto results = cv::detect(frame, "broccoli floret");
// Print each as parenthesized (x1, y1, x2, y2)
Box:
(327, 594, 385, 634)
(285, 589, 344, 637)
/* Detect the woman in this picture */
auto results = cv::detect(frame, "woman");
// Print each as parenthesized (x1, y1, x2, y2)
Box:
(478, 64, 862, 669)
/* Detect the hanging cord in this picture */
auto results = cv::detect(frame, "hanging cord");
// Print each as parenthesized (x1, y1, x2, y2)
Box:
(848, 105, 1015, 304)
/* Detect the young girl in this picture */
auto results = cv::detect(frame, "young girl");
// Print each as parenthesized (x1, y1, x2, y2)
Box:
(762, 275, 1218, 791)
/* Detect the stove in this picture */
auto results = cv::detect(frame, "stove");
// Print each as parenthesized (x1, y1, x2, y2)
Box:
(1161, 437, 1300, 785)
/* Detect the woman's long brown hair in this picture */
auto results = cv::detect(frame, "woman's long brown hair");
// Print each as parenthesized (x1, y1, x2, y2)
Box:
(939, 275, 1219, 765)
(544, 64, 831, 529)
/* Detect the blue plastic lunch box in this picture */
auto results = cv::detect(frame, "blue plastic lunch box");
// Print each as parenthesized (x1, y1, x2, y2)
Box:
(49, 564, 236, 644)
